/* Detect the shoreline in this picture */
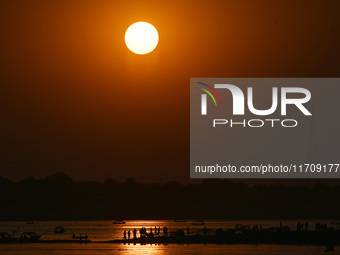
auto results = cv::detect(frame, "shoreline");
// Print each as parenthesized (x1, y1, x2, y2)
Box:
(1, 231, 339, 245)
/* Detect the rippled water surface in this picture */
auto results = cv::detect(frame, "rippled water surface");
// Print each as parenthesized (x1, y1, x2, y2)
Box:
(0, 220, 338, 254)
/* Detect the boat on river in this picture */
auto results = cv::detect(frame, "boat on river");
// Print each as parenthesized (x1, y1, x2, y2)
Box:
(113, 220, 126, 224)
(192, 220, 205, 225)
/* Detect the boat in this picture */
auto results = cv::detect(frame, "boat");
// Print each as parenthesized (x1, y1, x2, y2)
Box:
(192, 220, 205, 225)
(19, 232, 41, 242)
(72, 233, 88, 241)
(54, 226, 65, 234)
(0, 232, 17, 243)
(113, 220, 126, 224)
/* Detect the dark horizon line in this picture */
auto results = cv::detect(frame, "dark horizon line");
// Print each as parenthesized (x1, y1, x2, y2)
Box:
(1, 171, 339, 189)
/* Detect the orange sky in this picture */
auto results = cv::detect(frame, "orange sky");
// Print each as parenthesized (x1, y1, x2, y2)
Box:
(0, 0, 339, 182)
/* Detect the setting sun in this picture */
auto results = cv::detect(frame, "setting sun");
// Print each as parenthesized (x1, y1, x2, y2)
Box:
(125, 22, 159, 55)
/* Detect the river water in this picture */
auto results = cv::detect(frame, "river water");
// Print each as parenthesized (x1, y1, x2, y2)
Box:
(0, 220, 338, 254)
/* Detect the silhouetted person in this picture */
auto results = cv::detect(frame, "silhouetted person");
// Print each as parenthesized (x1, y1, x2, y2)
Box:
(163, 226, 168, 236)
(158, 227, 160, 235)
(297, 222, 302, 231)
(203, 226, 208, 237)
(150, 227, 153, 234)
(123, 230, 126, 240)
(133, 229, 137, 239)
(128, 230, 131, 239)
(155, 227, 157, 235)
(305, 222, 309, 231)
(140, 227, 146, 237)
(325, 240, 334, 254)
(187, 227, 190, 236)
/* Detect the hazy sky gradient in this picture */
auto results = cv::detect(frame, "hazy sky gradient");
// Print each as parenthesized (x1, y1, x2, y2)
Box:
(0, 0, 339, 182)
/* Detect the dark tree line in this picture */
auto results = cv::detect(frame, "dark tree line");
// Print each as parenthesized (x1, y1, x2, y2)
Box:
(0, 172, 339, 220)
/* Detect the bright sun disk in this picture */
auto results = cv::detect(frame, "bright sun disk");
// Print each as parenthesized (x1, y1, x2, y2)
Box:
(125, 22, 159, 55)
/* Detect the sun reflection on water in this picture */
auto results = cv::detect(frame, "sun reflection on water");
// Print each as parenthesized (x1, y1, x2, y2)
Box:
(120, 243, 166, 255)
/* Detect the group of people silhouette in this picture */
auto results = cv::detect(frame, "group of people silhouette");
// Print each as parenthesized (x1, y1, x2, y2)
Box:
(315, 222, 330, 232)
(296, 221, 309, 231)
(252, 224, 262, 231)
(123, 226, 168, 239)
(296, 221, 331, 232)
(123, 221, 333, 240)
